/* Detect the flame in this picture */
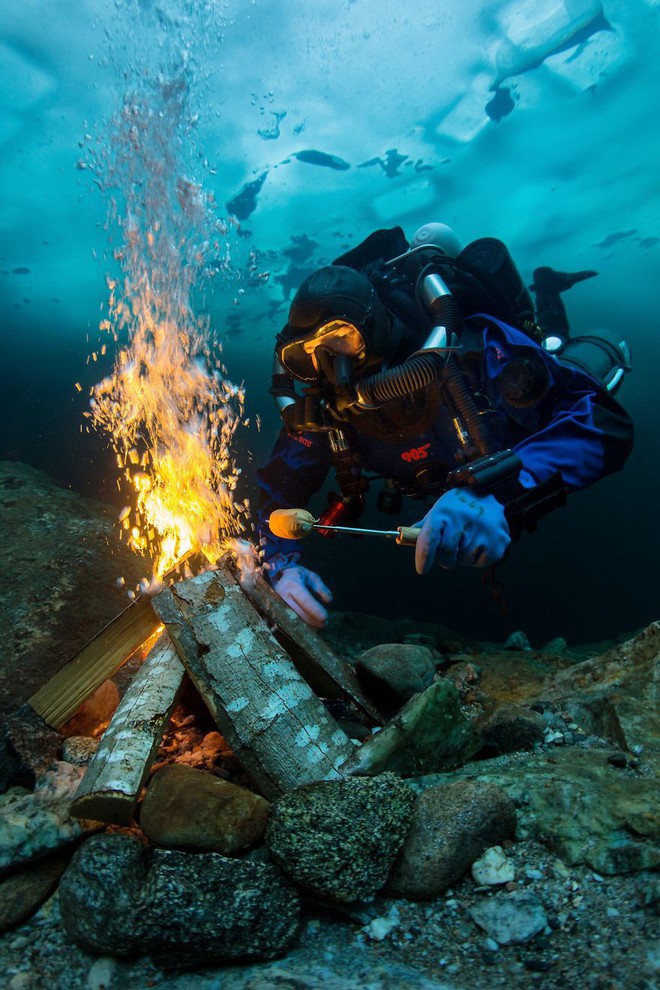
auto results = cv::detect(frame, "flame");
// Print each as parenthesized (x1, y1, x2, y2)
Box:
(89, 79, 249, 584)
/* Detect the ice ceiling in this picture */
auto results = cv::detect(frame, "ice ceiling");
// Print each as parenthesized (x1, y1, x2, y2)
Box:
(0, 0, 658, 641)
(2, 0, 658, 348)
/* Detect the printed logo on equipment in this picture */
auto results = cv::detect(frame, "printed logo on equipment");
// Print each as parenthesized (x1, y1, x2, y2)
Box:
(401, 443, 431, 463)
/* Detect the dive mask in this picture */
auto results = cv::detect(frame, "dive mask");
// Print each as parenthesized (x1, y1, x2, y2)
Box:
(278, 319, 368, 382)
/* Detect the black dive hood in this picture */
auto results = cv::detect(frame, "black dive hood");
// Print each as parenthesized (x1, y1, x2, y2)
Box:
(272, 255, 464, 432)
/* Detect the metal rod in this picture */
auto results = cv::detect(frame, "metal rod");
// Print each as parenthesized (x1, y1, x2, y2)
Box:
(312, 523, 400, 539)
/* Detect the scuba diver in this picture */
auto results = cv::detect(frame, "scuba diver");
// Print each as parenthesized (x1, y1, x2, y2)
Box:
(257, 223, 634, 628)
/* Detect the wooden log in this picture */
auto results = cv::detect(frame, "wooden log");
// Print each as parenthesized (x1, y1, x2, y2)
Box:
(151, 565, 356, 798)
(28, 596, 159, 729)
(69, 632, 184, 825)
(237, 569, 383, 725)
(27, 553, 203, 729)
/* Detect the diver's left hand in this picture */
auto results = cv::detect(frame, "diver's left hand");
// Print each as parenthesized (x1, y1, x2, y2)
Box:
(413, 488, 510, 574)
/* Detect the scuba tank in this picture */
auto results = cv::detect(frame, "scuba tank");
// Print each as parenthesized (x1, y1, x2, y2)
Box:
(557, 329, 632, 395)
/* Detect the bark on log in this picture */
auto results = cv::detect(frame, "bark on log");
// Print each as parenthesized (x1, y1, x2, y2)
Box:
(151, 564, 356, 798)
(69, 632, 184, 825)
(238, 569, 383, 725)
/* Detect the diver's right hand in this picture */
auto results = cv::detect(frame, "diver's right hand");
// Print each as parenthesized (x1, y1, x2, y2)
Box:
(273, 564, 333, 629)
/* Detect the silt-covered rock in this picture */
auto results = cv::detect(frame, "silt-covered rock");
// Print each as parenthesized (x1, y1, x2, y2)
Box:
(386, 780, 516, 900)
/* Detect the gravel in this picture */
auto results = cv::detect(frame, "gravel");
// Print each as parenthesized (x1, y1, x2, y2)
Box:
(0, 838, 656, 990)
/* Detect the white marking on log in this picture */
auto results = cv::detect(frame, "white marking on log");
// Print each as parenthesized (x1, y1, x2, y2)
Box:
(152, 564, 356, 797)
(226, 696, 250, 713)
(70, 633, 184, 825)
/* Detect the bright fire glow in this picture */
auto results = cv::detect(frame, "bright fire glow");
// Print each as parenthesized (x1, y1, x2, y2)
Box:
(88, 78, 249, 585)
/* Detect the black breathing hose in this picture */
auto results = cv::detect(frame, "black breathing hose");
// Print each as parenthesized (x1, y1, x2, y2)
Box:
(441, 356, 493, 456)
(356, 350, 444, 405)
(356, 289, 461, 403)
(356, 278, 494, 456)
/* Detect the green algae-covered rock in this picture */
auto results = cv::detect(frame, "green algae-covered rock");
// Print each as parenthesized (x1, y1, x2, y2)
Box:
(340, 679, 481, 778)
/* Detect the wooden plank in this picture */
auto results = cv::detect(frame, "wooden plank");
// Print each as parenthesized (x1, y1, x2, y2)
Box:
(237, 568, 384, 725)
(28, 596, 159, 729)
(151, 565, 356, 799)
(70, 632, 184, 825)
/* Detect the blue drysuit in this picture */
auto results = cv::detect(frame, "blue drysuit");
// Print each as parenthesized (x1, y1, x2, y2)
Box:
(257, 315, 633, 566)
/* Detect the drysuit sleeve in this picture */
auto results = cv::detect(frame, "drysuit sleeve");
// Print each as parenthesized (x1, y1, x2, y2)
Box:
(256, 427, 332, 567)
(482, 320, 633, 492)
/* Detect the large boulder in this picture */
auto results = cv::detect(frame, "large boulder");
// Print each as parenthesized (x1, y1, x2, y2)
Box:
(386, 780, 516, 900)
(545, 622, 660, 759)
(0, 461, 147, 714)
(266, 772, 415, 902)
(412, 747, 660, 875)
(59, 833, 301, 966)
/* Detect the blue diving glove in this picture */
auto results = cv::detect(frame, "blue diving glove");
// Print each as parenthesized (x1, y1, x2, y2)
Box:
(272, 563, 333, 629)
(414, 488, 510, 575)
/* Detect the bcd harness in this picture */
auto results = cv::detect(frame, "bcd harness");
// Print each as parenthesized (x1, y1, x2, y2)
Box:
(271, 238, 568, 540)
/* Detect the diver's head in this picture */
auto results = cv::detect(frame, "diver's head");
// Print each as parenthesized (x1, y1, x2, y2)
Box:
(276, 266, 395, 384)
(410, 222, 461, 258)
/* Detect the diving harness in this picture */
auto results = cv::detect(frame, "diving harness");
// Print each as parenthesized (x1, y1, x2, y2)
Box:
(271, 246, 567, 540)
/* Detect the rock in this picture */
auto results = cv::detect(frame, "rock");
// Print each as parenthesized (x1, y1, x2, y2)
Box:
(362, 904, 401, 941)
(607, 752, 629, 769)
(0, 855, 68, 931)
(355, 644, 436, 712)
(0, 705, 61, 794)
(471, 845, 516, 886)
(0, 462, 148, 715)
(542, 637, 568, 654)
(62, 736, 99, 767)
(340, 679, 481, 778)
(479, 703, 546, 756)
(59, 833, 301, 965)
(386, 781, 516, 900)
(504, 631, 532, 651)
(86, 958, 116, 990)
(0, 762, 98, 873)
(266, 773, 414, 902)
(60, 680, 120, 738)
(469, 889, 548, 945)
(412, 748, 660, 875)
(140, 763, 270, 855)
(58, 834, 148, 956)
(545, 623, 660, 759)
